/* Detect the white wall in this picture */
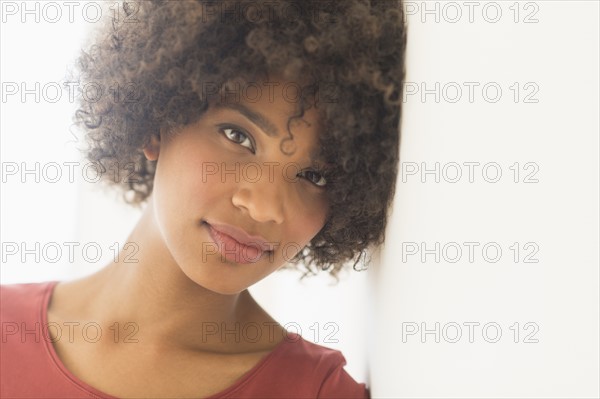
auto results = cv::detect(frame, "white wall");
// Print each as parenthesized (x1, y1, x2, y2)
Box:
(371, 1, 599, 397)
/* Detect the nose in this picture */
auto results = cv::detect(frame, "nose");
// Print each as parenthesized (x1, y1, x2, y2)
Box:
(231, 163, 285, 224)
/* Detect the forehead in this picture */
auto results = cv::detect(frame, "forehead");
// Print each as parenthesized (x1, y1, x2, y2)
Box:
(213, 78, 322, 131)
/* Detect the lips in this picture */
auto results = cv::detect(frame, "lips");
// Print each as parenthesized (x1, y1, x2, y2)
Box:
(203, 220, 274, 264)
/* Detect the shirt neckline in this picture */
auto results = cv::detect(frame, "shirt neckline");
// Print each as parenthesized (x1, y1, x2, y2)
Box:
(40, 280, 298, 399)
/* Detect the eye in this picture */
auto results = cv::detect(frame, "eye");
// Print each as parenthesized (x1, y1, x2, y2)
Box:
(220, 127, 254, 151)
(299, 170, 327, 188)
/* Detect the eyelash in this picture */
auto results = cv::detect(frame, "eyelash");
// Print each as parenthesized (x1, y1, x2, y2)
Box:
(218, 126, 328, 188)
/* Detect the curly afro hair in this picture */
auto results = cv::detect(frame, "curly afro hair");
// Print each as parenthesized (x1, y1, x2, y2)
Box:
(74, 0, 407, 278)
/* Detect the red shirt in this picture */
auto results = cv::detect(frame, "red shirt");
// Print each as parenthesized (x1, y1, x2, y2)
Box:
(1, 281, 369, 398)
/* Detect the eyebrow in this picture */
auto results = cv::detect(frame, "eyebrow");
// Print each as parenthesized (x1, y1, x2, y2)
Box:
(215, 103, 279, 138)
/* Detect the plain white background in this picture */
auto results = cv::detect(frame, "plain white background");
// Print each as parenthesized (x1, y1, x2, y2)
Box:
(1, 1, 599, 398)
(370, 1, 599, 398)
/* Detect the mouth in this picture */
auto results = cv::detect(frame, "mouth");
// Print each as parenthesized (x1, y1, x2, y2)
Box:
(201, 221, 272, 264)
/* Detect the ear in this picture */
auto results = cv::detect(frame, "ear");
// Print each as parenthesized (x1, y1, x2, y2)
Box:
(142, 134, 160, 161)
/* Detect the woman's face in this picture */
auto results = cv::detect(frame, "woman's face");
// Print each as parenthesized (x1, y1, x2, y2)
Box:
(144, 80, 329, 294)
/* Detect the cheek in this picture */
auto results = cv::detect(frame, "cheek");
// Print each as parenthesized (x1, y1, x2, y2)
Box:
(185, 159, 226, 203)
(164, 142, 232, 207)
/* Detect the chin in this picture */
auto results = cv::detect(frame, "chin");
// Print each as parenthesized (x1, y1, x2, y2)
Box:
(185, 272, 249, 296)
(177, 253, 269, 296)
(203, 282, 247, 296)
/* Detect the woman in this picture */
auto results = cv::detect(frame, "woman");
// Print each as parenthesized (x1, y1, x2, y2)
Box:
(0, 1, 406, 397)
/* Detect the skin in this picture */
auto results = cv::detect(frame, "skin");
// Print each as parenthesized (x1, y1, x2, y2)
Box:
(46, 79, 330, 397)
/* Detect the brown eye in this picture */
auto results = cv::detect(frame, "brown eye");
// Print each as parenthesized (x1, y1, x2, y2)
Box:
(299, 170, 327, 187)
(221, 127, 253, 151)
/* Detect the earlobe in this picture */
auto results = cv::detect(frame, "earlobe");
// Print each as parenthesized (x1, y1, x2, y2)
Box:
(142, 134, 160, 161)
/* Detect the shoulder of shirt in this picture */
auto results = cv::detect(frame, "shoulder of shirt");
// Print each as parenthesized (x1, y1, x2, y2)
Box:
(265, 334, 369, 398)
(0, 280, 57, 321)
(274, 333, 346, 371)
